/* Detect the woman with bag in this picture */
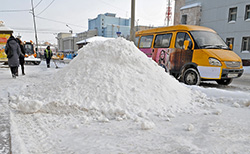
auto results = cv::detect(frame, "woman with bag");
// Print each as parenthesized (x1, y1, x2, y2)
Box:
(5, 34, 21, 78)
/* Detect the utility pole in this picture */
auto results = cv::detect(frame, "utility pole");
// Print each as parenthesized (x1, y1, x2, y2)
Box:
(130, 0, 135, 42)
(31, 0, 39, 51)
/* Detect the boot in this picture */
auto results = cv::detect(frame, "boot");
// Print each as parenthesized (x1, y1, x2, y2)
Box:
(15, 67, 18, 76)
(22, 68, 25, 75)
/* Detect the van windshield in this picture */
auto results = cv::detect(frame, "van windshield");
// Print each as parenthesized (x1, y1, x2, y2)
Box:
(190, 31, 229, 49)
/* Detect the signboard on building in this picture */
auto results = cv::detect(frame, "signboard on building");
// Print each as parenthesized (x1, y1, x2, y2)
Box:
(0, 34, 10, 61)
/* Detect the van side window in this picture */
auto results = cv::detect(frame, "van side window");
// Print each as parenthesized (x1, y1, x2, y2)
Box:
(154, 33, 172, 48)
(139, 35, 153, 48)
(175, 32, 193, 49)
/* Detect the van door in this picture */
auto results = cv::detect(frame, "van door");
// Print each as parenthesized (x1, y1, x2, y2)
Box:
(139, 35, 154, 57)
(153, 33, 172, 71)
(170, 32, 193, 75)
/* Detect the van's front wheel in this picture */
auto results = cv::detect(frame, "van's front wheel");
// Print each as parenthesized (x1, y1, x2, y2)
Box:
(183, 68, 201, 85)
(216, 79, 233, 85)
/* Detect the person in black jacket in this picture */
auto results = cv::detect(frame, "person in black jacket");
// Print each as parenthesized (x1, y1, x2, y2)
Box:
(5, 34, 21, 78)
(16, 37, 25, 75)
(44, 46, 53, 68)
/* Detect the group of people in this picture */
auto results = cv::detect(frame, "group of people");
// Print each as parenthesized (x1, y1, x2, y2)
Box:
(5, 34, 25, 78)
(4, 33, 54, 78)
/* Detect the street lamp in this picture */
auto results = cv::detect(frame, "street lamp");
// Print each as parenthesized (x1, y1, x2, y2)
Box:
(66, 24, 73, 33)
(136, 19, 139, 31)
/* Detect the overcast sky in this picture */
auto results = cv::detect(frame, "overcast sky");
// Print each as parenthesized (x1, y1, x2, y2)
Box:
(0, 0, 174, 44)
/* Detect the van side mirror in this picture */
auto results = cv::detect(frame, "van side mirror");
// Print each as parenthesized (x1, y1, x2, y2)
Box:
(184, 40, 190, 50)
(229, 44, 233, 50)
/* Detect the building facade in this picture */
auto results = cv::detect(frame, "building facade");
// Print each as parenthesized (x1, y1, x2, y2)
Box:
(76, 29, 98, 43)
(175, 0, 250, 64)
(56, 33, 73, 51)
(88, 13, 131, 38)
(62, 35, 78, 52)
(56, 29, 98, 52)
(75, 29, 98, 49)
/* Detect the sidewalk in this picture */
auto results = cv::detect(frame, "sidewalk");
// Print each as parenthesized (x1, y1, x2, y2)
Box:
(0, 61, 66, 154)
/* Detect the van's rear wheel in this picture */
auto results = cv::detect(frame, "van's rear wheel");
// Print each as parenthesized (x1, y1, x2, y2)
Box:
(183, 68, 201, 85)
(216, 79, 233, 85)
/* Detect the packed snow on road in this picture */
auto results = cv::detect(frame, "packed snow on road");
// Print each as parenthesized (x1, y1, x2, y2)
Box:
(1, 38, 250, 154)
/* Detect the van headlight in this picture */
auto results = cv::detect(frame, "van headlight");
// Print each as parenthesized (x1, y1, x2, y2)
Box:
(209, 58, 221, 66)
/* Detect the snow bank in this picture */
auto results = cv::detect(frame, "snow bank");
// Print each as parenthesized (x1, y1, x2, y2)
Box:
(11, 38, 204, 121)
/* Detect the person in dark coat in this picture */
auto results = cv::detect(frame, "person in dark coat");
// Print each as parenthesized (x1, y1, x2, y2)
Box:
(5, 34, 21, 78)
(16, 37, 25, 75)
(44, 46, 53, 68)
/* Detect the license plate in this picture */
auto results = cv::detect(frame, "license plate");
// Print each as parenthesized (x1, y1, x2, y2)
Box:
(228, 74, 238, 78)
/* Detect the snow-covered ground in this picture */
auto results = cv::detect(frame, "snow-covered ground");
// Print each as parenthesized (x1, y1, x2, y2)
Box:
(1, 38, 250, 154)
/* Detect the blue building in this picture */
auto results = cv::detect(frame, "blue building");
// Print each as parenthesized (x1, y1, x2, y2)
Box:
(88, 13, 131, 38)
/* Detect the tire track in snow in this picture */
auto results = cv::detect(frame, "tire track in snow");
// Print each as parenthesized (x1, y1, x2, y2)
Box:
(11, 112, 75, 154)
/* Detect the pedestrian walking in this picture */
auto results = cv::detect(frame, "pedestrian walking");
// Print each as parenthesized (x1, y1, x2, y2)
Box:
(44, 46, 53, 68)
(5, 34, 21, 78)
(16, 37, 26, 75)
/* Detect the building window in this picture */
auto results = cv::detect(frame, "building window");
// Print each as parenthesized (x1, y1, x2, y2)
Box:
(226, 38, 234, 50)
(242, 37, 250, 52)
(181, 15, 187, 24)
(245, 5, 250, 20)
(228, 7, 237, 22)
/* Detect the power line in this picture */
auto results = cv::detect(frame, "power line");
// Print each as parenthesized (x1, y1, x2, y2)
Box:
(98, 0, 162, 25)
(34, 0, 43, 8)
(12, 27, 67, 32)
(0, 9, 30, 12)
(98, 0, 128, 13)
(36, 16, 87, 29)
(36, 0, 56, 16)
(14, 30, 58, 34)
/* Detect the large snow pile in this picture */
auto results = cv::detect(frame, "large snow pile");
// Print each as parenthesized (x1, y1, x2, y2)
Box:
(11, 38, 206, 121)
